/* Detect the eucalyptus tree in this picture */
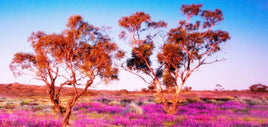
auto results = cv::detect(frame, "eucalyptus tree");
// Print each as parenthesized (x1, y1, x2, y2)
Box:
(119, 4, 230, 114)
(11, 15, 123, 126)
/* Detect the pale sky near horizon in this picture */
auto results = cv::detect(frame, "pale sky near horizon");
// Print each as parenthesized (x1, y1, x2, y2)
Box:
(0, 0, 267, 91)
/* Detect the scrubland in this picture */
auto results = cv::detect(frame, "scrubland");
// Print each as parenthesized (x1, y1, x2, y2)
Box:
(0, 83, 268, 126)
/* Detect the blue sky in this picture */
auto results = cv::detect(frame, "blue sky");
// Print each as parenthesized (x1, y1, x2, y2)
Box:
(0, 0, 268, 90)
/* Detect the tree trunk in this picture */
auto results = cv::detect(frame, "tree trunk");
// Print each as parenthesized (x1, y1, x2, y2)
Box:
(62, 80, 92, 126)
(52, 99, 65, 114)
(48, 86, 64, 114)
(62, 109, 71, 127)
(62, 96, 77, 127)
(157, 81, 185, 115)
(154, 80, 173, 114)
(169, 82, 184, 115)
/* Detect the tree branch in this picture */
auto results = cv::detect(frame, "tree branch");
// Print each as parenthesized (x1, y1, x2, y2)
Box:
(202, 58, 225, 65)
(122, 66, 152, 86)
(201, 23, 214, 37)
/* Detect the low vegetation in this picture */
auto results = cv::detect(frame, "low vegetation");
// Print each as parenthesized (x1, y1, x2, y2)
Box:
(0, 87, 268, 126)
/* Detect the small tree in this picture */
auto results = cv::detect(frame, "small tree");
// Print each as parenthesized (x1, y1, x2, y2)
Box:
(11, 15, 123, 126)
(215, 84, 225, 91)
(119, 4, 230, 114)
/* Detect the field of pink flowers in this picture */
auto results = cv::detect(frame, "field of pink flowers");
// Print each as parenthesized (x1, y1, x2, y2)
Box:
(0, 95, 268, 127)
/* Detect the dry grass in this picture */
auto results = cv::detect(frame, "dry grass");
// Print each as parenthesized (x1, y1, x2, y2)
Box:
(1, 83, 268, 105)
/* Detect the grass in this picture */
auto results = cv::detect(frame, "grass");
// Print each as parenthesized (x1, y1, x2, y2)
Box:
(0, 90, 267, 126)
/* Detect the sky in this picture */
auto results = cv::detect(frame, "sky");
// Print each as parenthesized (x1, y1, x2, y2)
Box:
(0, 0, 268, 91)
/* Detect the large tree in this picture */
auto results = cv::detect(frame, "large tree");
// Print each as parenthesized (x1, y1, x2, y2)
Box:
(11, 15, 123, 126)
(119, 4, 230, 114)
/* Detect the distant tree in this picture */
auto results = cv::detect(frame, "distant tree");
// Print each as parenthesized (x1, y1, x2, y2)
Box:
(119, 4, 230, 114)
(215, 84, 225, 91)
(183, 86, 192, 92)
(11, 15, 123, 126)
(249, 83, 268, 92)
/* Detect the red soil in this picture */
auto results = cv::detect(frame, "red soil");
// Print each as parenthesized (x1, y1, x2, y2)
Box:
(0, 83, 267, 100)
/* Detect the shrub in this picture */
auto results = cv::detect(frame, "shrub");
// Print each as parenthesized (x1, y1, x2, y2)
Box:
(215, 96, 235, 102)
(214, 84, 224, 91)
(21, 100, 30, 105)
(120, 98, 133, 107)
(147, 97, 155, 103)
(119, 89, 129, 94)
(187, 96, 200, 103)
(249, 83, 268, 92)
(141, 88, 149, 93)
(122, 102, 143, 115)
(183, 86, 192, 92)
(244, 99, 262, 105)
(96, 98, 111, 104)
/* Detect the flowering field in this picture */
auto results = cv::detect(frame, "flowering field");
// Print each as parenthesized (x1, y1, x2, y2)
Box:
(0, 91, 268, 127)
(0, 85, 267, 127)
(71, 101, 268, 126)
